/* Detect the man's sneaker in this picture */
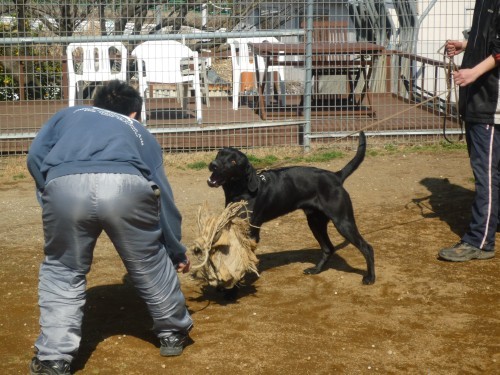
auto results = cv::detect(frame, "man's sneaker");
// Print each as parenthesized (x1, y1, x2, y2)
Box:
(438, 241, 495, 262)
(30, 357, 71, 375)
(160, 333, 188, 356)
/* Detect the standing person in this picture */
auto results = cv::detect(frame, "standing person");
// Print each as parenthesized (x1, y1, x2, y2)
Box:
(439, 0, 500, 262)
(27, 80, 193, 375)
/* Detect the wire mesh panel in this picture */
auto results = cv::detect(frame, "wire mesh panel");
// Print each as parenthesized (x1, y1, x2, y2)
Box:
(0, 1, 473, 155)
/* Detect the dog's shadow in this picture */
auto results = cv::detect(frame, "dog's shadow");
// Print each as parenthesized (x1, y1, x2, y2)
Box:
(413, 177, 474, 236)
(256, 243, 362, 276)
(71, 280, 194, 372)
(190, 241, 363, 304)
(192, 281, 258, 305)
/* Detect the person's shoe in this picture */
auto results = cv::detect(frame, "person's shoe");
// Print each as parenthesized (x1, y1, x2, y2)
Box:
(160, 332, 188, 356)
(438, 241, 495, 262)
(29, 357, 71, 375)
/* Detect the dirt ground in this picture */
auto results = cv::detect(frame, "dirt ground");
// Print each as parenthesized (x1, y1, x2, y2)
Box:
(0, 147, 498, 374)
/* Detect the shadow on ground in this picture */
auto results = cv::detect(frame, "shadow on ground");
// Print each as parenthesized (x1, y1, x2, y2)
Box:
(72, 281, 155, 372)
(189, 243, 366, 304)
(414, 177, 474, 236)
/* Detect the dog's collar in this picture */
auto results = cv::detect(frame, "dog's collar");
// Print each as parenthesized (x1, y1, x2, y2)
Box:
(258, 174, 266, 183)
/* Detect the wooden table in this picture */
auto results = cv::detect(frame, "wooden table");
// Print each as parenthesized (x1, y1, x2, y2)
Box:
(250, 42, 386, 120)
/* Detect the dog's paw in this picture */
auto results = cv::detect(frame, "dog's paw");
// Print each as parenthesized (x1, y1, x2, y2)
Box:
(362, 275, 375, 285)
(303, 267, 321, 275)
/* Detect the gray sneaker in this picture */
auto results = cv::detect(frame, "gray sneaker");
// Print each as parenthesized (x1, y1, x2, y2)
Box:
(438, 242, 495, 262)
(30, 357, 71, 375)
(160, 333, 189, 356)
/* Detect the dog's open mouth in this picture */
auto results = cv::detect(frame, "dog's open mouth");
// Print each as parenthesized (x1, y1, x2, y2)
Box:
(207, 176, 223, 188)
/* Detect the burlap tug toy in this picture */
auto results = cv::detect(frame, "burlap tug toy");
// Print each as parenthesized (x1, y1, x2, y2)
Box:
(190, 201, 259, 289)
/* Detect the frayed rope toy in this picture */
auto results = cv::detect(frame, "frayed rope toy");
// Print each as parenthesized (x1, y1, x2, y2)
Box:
(189, 201, 259, 289)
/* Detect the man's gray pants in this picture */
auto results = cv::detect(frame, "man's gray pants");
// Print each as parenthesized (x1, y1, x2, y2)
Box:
(35, 173, 193, 362)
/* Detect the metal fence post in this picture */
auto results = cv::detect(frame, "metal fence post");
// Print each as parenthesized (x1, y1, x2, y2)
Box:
(303, 0, 314, 152)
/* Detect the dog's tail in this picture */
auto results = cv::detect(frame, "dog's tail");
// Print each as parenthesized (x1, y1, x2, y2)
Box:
(337, 131, 366, 183)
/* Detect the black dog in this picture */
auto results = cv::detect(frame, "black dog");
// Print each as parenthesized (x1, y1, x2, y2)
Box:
(207, 131, 375, 289)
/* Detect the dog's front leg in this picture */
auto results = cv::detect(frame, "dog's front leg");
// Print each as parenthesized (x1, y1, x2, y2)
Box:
(304, 251, 332, 275)
(249, 224, 261, 243)
(303, 213, 335, 275)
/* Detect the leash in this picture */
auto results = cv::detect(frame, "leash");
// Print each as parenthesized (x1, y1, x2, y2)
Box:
(438, 43, 464, 143)
(336, 87, 457, 141)
(255, 86, 458, 172)
(337, 44, 463, 142)
(255, 59, 461, 171)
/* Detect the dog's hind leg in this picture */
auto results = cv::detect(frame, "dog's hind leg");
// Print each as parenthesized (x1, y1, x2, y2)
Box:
(331, 216, 375, 285)
(303, 212, 336, 275)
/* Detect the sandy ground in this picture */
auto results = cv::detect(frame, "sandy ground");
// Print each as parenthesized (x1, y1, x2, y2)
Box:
(0, 147, 498, 374)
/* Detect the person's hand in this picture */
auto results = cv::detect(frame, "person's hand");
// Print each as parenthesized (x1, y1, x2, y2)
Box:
(452, 68, 478, 87)
(176, 258, 191, 273)
(446, 40, 465, 57)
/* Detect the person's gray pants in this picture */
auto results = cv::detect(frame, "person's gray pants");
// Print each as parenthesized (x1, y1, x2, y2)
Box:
(35, 173, 192, 362)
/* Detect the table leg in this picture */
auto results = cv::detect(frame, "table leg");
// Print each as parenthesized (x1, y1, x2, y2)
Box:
(200, 59, 210, 107)
(253, 53, 268, 120)
(348, 68, 362, 106)
(359, 57, 376, 117)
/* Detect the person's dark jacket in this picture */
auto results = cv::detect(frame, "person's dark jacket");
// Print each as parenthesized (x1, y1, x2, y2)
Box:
(459, 0, 500, 124)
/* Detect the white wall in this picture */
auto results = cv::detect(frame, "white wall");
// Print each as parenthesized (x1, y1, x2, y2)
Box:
(417, 0, 474, 63)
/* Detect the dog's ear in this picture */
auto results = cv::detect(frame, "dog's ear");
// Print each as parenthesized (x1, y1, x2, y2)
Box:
(246, 163, 259, 192)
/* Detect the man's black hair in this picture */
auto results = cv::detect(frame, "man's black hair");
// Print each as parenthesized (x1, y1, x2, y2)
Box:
(93, 80, 143, 121)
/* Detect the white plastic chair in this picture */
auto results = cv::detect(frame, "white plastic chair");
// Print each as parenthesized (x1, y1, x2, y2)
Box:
(227, 37, 286, 111)
(66, 42, 128, 106)
(131, 40, 202, 125)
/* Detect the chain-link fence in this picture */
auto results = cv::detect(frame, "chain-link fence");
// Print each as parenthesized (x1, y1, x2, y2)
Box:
(0, 0, 472, 154)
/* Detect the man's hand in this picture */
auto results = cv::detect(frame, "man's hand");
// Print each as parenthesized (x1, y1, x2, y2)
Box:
(452, 69, 479, 87)
(446, 40, 466, 57)
(176, 258, 191, 273)
(452, 54, 497, 87)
